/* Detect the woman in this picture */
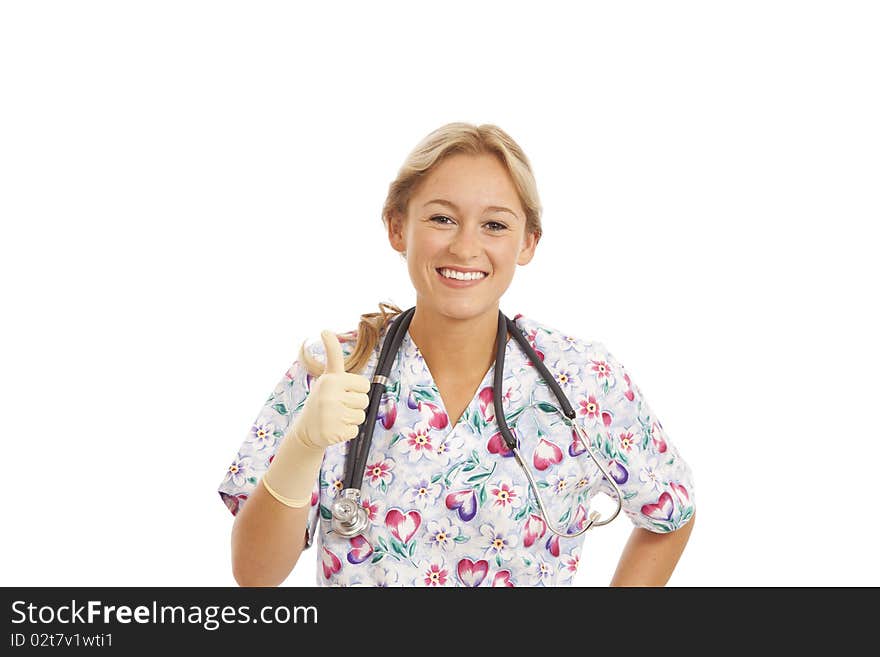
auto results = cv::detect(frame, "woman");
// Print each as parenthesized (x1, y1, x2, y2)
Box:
(219, 122, 696, 587)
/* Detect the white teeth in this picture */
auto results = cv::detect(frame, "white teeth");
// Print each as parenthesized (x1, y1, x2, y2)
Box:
(439, 268, 487, 281)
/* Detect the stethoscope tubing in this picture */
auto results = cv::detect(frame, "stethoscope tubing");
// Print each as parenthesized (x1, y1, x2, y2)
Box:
(335, 305, 623, 538)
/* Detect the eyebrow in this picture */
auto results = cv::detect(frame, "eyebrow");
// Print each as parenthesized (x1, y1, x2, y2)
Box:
(424, 198, 519, 220)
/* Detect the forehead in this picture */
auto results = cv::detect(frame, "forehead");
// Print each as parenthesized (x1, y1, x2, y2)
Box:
(412, 153, 522, 212)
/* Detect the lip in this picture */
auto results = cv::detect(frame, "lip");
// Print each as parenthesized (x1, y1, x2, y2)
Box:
(435, 267, 489, 288)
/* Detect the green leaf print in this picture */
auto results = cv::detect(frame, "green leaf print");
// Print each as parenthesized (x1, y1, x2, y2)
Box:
(496, 554, 502, 568)
(466, 472, 492, 484)
(371, 553, 385, 564)
(478, 486, 487, 506)
(431, 473, 443, 484)
(536, 402, 558, 414)
(408, 541, 416, 557)
(247, 476, 257, 485)
(389, 433, 403, 447)
(319, 504, 331, 520)
(559, 507, 571, 525)
(390, 538, 406, 557)
(271, 403, 288, 416)
(273, 429, 284, 438)
(380, 480, 387, 494)
(453, 535, 468, 543)
(624, 491, 638, 500)
(514, 505, 529, 521)
(471, 449, 481, 464)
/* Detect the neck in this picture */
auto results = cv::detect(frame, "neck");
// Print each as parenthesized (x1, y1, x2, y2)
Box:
(407, 302, 505, 379)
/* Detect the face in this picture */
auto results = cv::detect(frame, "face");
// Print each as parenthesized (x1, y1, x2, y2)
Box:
(388, 153, 539, 321)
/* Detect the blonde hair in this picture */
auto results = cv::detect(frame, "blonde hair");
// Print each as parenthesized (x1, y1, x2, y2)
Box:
(298, 121, 543, 378)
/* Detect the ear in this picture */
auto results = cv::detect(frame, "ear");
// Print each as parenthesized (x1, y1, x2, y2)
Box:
(387, 209, 407, 255)
(516, 230, 540, 266)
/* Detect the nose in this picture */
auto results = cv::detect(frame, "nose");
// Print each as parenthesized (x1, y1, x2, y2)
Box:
(448, 222, 484, 260)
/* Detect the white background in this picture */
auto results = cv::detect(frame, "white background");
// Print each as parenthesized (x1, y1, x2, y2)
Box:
(2, 1, 877, 587)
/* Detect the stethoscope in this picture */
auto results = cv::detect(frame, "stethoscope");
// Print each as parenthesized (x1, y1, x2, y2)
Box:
(331, 305, 624, 539)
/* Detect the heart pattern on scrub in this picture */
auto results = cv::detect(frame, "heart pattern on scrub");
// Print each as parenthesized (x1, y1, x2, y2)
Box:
(445, 489, 478, 521)
(532, 438, 563, 470)
(384, 509, 421, 543)
(346, 535, 374, 564)
(321, 547, 342, 579)
(641, 491, 674, 521)
(457, 558, 489, 587)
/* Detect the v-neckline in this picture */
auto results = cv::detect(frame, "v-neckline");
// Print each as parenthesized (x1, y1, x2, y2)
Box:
(402, 317, 519, 441)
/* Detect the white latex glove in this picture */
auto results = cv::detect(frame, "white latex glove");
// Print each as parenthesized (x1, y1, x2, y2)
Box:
(261, 330, 371, 507)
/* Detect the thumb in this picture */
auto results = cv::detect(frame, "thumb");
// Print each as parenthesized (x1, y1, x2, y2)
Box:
(320, 330, 346, 374)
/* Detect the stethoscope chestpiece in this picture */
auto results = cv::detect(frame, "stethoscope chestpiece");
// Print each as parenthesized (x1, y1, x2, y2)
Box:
(331, 488, 370, 537)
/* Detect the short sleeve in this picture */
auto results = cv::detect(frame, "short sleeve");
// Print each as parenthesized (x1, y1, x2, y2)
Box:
(217, 354, 322, 551)
(591, 343, 696, 533)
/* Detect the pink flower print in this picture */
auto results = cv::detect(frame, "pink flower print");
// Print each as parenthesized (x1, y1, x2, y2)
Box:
(533, 438, 563, 471)
(359, 496, 383, 522)
(418, 400, 449, 430)
(220, 492, 248, 516)
(445, 489, 478, 522)
(400, 421, 435, 462)
(423, 563, 448, 586)
(642, 491, 674, 522)
(561, 552, 579, 579)
(489, 479, 523, 513)
(321, 547, 342, 580)
(670, 482, 690, 507)
(650, 421, 667, 453)
(589, 357, 613, 383)
(523, 513, 547, 548)
(384, 508, 422, 543)
(487, 430, 516, 458)
(457, 558, 489, 587)
(477, 386, 496, 422)
(619, 429, 636, 453)
(492, 570, 515, 587)
(364, 458, 394, 488)
(378, 393, 397, 430)
(479, 524, 519, 562)
(250, 421, 276, 450)
(347, 535, 374, 565)
(426, 519, 460, 552)
(577, 395, 612, 427)
(310, 487, 319, 508)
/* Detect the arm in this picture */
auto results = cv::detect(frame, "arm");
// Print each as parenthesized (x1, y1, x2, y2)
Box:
(609, 509, 696, 587)
(230, 475, 312, 587)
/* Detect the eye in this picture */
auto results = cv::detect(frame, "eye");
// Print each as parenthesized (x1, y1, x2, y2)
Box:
(430, 215, 508, 232)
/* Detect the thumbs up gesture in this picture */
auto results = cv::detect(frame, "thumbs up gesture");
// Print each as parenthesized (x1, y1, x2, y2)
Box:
(290, 330, 372, 450)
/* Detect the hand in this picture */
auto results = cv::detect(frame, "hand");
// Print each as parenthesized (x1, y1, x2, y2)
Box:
(289, 330, 371, 450)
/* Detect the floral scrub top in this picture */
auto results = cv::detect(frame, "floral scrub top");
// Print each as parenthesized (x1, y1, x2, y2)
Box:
(218, 312, 696, 587)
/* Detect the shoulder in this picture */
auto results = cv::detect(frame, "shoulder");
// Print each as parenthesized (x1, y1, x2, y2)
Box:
(511, 312, 607, 362)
